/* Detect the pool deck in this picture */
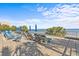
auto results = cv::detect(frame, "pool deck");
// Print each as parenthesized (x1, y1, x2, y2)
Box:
(0, 33, 79, 56)
(45, 35, 79, 56)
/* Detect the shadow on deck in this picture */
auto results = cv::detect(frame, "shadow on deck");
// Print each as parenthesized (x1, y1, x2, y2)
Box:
(13, 42, 44, 56)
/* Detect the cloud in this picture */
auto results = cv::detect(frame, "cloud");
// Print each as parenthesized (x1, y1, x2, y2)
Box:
(0, 17, 26, 27)
(0, 17, 79, 29)
(1, 4, 79, 29)
(36, 4, 79, 29)
(37, 6, 47, 12)
(38, 4, 79, 18)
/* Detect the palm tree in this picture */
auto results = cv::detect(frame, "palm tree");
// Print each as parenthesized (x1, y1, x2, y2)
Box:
(10, 26, 16, 31)
(20, 25, 28, 32)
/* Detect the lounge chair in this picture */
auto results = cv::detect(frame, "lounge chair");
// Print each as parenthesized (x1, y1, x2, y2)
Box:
(3, 31, 22, 41)
(3, 31, 14, 39)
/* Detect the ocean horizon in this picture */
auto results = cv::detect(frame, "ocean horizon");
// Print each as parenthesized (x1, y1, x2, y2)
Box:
(29, 29, 79, 32)
(29, 29, 79, 38)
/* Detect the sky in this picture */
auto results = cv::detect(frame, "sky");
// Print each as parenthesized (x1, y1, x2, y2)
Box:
(0, 3, 79, 29)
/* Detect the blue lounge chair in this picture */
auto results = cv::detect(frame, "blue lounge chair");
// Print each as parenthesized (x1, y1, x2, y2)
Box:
(3, 31, 22, 41)
(3, 31, 14, 39)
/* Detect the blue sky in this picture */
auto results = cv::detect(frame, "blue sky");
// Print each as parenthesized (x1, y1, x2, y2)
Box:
(0, 3, 79, 29)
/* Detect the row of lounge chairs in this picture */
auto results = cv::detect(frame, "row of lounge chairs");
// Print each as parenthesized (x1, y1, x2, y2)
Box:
(32, 33, 51, 44)
(3, 31, 22, 41)
(21, 32, 51, 44)
(1, 30, 52, 43)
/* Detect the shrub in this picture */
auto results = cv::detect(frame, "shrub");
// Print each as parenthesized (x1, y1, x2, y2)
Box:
(47, 26, 66, 37)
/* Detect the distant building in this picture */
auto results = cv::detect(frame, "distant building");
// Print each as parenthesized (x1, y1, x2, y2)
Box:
(29, 26, 31, 31)
(35, 24, 37, 31)
(0, 21, 11, 26)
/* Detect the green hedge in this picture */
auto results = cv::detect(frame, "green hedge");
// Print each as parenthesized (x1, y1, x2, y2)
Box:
(47, 26, 66, 37)
(0, 24, 28, 32)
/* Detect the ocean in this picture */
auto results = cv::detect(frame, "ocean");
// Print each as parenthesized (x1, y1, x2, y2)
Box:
(29, 29, 79, 38)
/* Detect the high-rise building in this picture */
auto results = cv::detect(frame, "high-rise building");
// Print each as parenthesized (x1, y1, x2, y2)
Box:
(35, 24, 37, 31)
(29, 25, 31, 31)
